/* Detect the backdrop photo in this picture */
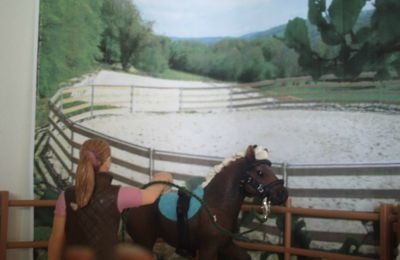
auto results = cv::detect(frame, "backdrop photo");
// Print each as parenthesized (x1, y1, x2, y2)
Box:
(33, 0, 400, 259)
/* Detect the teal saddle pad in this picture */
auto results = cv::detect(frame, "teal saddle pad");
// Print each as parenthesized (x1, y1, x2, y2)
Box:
(158, 186, 204, 222)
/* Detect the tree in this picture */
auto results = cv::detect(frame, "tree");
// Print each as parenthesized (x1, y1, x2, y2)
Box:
(100, 0, 121, 64)
(238, 46, 267, 82)
(114, 0, 149, 71)
(255, 37, 301, 77)
(134, 36, 171, 75)
(283, 0, 400, 80)
(38, 0, 102, 97)
(99, 0, 151, 71)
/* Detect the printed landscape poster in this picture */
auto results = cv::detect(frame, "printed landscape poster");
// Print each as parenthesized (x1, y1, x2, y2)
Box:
(34, 0, 400, 259)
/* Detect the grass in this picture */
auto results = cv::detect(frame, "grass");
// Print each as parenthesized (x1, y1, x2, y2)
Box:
(35, 97, 49, 128)
(63, 100, 86, 109)
(64, 103, 119, 118)
(99, 62, 219, 82)
(260, 80, 400, 104)
(154, 68, 219, 82)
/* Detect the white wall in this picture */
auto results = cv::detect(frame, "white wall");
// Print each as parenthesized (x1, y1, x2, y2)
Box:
(0, 0, 39, 259)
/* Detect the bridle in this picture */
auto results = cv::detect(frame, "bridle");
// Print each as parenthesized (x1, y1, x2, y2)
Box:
(239, 159, 285, 219)
(240, 159, 285, 199)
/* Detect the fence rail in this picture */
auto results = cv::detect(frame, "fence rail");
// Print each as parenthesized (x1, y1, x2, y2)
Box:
(1, 193, 399, 260)
(55, 76, 400, 117)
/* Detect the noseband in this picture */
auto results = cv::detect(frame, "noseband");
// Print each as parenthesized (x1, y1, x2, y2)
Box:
(240, 159, 284, 198)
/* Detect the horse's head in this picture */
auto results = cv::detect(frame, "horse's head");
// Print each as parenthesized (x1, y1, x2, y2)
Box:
(240, 145, 288, 205)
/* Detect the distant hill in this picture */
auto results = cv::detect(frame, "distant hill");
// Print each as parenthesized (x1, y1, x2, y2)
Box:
(170, 10, 373, 45)
(170, 36, 231, 45)
(240, 24, 287, 40)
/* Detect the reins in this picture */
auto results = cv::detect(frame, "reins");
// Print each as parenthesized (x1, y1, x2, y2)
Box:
(142, 181, 270, 241)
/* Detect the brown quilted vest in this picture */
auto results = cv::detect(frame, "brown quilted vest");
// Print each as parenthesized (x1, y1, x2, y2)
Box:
(64, 173, 121, 260)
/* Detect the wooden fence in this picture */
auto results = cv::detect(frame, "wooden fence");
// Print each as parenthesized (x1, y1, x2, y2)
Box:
(55, 76, 400, 117)
(1, 193, 399, 260)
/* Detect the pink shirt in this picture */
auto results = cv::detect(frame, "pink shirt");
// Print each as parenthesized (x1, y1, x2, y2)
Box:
(54, 187, 142, 217)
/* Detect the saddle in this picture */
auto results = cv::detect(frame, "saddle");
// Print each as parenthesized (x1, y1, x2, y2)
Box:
(176, 189, 196, 257)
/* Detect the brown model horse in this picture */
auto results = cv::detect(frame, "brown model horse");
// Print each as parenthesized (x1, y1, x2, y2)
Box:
(126, 145, 288, 259)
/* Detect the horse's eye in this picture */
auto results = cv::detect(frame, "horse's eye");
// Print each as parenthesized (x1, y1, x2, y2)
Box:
(257, 170, 263, 176)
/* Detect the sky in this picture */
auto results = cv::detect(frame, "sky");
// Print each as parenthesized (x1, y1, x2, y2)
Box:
(134, 0, 375, 38)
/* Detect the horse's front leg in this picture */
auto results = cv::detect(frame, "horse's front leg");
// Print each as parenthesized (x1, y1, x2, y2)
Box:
(218, 242, 251, 260)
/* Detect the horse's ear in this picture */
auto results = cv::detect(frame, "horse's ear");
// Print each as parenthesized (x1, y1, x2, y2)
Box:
(245, 145, 255, 162)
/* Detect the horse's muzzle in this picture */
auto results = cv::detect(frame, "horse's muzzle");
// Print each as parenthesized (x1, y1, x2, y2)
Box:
(268, 186, 288, 205)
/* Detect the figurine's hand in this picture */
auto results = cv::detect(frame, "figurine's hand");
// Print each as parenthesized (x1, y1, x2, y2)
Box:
(153, 172, 173, 192)
(142, 172, 174, 205)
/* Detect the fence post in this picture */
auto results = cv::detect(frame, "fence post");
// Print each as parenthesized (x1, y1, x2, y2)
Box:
(149, 148, 154, 181)
(229, 87, 233, 111)
(380, 204, 394, 260)
(284, 198, 292, 260)
(322, 81, 327, 105)
(70, 129, 74, 175)
(0, 191, 9, 260)
(60, 89, 64, 113)
(282, 162, 288, 187)
(379, 80, 384, 105)
(395, 205, 400, 260)
(178, 88, 182, 112)
(90, 84, 94, 118)
(130, 86, 134, 113)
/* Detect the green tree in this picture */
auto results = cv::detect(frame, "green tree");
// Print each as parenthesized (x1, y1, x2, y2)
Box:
(209, 40, 245, 80)
(99, 0, 152, 71)
(38, 0, 102, 97)
(114, 0, 150, 71)
(255, 37, 301, 77)
(238, 46, 267, 82)
(283, 0, 400, 80)
(100, 0, 121, 64)
(169, 41, 190, 70)
(134, 35, 171, 75)
(168, 36, 300, 82)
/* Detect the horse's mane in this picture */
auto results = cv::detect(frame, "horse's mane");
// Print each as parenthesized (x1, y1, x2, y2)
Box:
(202, 145, 269, 187)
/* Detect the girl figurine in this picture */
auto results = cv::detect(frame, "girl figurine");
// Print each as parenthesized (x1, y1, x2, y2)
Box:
(48, 138, 172, 260)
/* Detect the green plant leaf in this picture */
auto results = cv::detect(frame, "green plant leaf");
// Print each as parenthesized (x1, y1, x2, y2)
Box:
(375, 68, 391, 80)
(338, 44, 351, 62)
(240, 210, 256, 226)
(320, 23, 342, 45)
(343, 43, 374, 79)
(355, 27, 372, 44)
(276, 215, 284, 231)
(34, 226, 52, 241)
(284, 18, 311, 51)
(298, 53, 324, 79)
(328, 0, 366, 34)
(308, 0, 326, 25)
(338, 237, 360, 254)
(391, 56, 400, 75)
(371, 0, 400, 44)
(293, 219, 307, 232)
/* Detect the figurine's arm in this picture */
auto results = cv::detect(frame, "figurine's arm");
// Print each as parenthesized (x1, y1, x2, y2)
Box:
(48, 215, 66, 260)
(141, 172, 173, 205)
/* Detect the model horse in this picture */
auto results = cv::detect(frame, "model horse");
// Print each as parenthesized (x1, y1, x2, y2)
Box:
(126, 145, 288, 260)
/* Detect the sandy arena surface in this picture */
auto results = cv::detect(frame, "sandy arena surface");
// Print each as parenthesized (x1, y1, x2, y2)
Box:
(82, 109, 400, 164)
(90, 70, 233, 88)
